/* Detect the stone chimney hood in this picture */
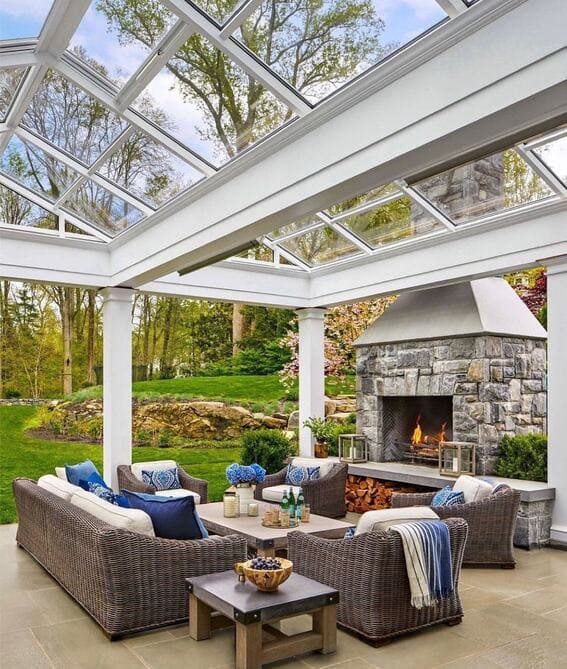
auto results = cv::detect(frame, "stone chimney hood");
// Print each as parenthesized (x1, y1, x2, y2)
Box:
(354, 278, 547, 346)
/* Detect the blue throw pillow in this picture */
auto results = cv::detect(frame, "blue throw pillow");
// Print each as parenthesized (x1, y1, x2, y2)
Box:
(121, 490, 208, 540)
(285, 463, 320, 486)
(141, 467, 181, 491)
(432, 486, 465, 507)
(77, 471, 108, 492)
(65, 459, 99, 486)
(344, 527, 356, 539)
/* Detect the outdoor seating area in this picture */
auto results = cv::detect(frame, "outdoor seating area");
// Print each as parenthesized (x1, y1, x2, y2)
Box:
(1, 0, 567, 667)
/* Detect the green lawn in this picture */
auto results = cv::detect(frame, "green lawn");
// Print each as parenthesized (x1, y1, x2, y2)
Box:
(0, 405, 241, 524)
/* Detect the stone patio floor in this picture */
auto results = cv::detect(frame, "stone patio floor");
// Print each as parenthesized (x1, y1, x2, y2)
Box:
(1, 522, 567, 669)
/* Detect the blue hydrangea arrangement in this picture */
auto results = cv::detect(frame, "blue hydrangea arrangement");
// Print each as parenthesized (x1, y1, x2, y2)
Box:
(226, 463, 266, 486)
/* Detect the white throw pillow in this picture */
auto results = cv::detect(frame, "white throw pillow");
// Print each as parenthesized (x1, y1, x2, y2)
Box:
(154, 489, 201, 504)
(355, 506, 439, 536)
(453, 475, 493, 504)
(38, 474, 81, 502)
(55, 467, 68, 481)
(130, 460, 177, 483)
(291, 457, 334, 479)
(70, 488, 155, 537)
(262, 484, 302, 503)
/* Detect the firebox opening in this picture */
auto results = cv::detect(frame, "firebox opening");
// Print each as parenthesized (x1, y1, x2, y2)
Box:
(382, 396, 453, 466)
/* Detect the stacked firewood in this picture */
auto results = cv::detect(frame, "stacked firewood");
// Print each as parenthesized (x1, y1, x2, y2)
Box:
(345, 475, 418, 514)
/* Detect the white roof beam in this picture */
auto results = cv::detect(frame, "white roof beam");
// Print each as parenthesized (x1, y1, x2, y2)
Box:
(220, 0, 263, 38)
(161, 0, 311, 115)
(435, 0, 468, 19)
(37, 0, 91, 56)
(0, 44, 39, 68)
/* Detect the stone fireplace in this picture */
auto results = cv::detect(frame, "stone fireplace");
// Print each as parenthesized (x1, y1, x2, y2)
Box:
(355, 278, 547, 475)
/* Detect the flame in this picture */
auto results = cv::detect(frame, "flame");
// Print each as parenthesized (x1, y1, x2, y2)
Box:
(410, 415, 422, 445)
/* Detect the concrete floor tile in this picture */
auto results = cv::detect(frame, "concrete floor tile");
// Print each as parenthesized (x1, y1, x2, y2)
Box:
(505, 584, 567, 615)
(459, 568, 547, 598)
(0, 628, 53, 669)
(0, 595, 52, 633)
(132, 629, 235, 669)
(460, 585, 507, 611)
(542, 606, 567, 626)
(123, 629, 176, 648)
(29, 585, 88, 623)
(452, 634, 567, 669)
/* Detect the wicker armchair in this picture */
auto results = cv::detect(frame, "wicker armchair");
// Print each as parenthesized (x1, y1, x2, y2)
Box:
(288, 517, 468, 646)
(117, 463, 208, 504)
(254, 461, 348, 518)
(390, 486, 520, 568)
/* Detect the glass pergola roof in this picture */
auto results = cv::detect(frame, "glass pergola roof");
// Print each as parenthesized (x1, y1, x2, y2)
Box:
(0, 0, 566, 268)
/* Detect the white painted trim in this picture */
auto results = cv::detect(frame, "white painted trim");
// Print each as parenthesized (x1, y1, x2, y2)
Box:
(220, 0, 263, 37)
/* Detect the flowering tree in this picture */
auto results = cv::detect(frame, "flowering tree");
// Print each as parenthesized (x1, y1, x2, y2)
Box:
(278, 297, 396, 388)
(506, 268, 547, 325)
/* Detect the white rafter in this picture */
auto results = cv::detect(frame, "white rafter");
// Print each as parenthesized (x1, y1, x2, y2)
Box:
(220, 0, 263, 37)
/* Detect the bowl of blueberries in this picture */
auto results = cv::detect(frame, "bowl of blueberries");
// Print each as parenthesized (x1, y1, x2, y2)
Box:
(242, 556, 293, 592)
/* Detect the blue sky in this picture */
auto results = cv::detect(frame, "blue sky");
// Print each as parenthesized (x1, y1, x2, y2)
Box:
(0, 0, 53, 40)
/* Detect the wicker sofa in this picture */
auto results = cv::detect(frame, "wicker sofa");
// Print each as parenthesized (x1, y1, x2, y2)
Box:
(13, 478, 245, 638)
(117, 461, 208, 504)
(254, 459, 348, 518)
(391, 485, 520, 568)
(288, 517, 468, 646)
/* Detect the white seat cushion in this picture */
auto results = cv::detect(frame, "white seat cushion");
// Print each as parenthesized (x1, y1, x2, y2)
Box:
(154, 488, 201, 504)
(55, 467, 68, 481)
(355, 506, 439, 536)
(70, 488, 155, 537)
(262, 484, 301, 503)
(130, 460, 177, 483)
(291, 457, 334, 479)
(453, 475, 493, 504)
(38, 475, 81, 502)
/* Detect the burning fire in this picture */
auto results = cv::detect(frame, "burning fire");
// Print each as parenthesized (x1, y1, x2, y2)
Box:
(410, 415, 447, 446)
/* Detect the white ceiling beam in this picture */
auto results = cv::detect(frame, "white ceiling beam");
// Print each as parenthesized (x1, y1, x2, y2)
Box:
(161, 0, 311, 115)
(36, 0, 91, 55)
(108, 0, 567, 287)
(435, 0, 468, 19)
(0, 45, 39, 68)
(220, 0, 263, 38)
(116, 21, 194, 110)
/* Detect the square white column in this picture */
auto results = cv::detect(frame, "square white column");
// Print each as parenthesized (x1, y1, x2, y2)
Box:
(101, 287, 134, 490)
(297, 308, 326, 457)
(547, 257, 567, 546)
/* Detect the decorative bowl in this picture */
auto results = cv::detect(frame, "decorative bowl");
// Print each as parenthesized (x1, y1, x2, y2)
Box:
(242, 558, 293, 592)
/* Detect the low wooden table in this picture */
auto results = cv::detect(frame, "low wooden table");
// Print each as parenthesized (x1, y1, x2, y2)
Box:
(187, 570, 338, 669)
(198, 502, 354, 557)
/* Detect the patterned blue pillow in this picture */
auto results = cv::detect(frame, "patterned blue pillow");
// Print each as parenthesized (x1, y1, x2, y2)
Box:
(87, 482, 130, 508)
(344, 527, 356, 539)
(432, 485, 465, 507)
(285, 463, 320, 486)
(142, 467, 180, 491)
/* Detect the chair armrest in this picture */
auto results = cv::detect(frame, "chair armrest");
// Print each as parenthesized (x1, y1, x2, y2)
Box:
(390, 491, 436, 508)
(178, 467, 208, 504)
(117, 465, 154, 494)
(254, 467, 287, 500)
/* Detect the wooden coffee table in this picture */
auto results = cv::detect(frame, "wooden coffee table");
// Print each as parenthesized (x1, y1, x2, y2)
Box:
(187, 570, 338, 669)
(198, 502, 354, 557)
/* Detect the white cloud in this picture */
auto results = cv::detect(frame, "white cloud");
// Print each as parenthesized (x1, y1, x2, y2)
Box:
(0, 0, 52, 19)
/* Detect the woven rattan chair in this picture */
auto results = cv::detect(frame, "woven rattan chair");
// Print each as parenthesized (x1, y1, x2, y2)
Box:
(13, 478, 245, 639)
(288, 517, 468, 646)
(390, 485, 520, 568)
(117, 462, 208, 504)
(254, 461, 348, 518)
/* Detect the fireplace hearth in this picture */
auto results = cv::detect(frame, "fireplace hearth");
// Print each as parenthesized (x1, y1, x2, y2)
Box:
(354, 278, 547, 475)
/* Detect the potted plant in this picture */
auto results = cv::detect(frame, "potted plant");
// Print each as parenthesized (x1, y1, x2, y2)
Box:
(303, 417, 334, 458)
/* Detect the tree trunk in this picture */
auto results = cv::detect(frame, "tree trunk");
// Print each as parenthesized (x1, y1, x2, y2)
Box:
(0, 280, 9, 398)
(232, 303, 245, 355)
(141, 295, 151, 380)
(160, 299, 175, 377)
(86, 289, 96, 385)
(62, 287, 73, 396)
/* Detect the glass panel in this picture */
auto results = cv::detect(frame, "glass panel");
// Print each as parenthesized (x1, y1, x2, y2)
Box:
(97, 130, 203, 207)
(327, 183, 399, 217)
(0, 67, 27, 121)
(193, 0, 248, 23)
(133, 34, 293, 166)
(235, 244, 275, 262)
(64, 179, 145, 234)
(22, 70, 128, 166)
(414, 149, 554, 224)
(279, 225, 361, 265)
(0, 184, 57, 229)
(236, 0, 447, 103)
(64, 221, 91, 235)
(340, 195, 443, 248)
(534, 136, 567, 186)
(269, 215, 322, 239)
(0, 1, 53, 40)
(68, 1, 176, 86)
(1, 135, 81, 202)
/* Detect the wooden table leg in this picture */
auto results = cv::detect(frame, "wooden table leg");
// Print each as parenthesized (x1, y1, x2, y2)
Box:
(235, 620, 262, 669)
(189, 593, 212, 641)
(313, 604, 337, 654)
(256, 547, 276, 558)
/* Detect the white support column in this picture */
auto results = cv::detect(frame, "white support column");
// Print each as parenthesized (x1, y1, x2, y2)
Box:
(101, 287, 134, 489)
(547, 257, 567, 546)
(297, 308, 326, 457)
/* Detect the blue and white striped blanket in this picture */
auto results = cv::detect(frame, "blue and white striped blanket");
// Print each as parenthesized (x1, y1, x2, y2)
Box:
(390, 520, 454, 609)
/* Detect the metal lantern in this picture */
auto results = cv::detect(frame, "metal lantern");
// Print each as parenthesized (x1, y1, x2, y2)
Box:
(439, 441, 476, 477)
(338, 434, 368, 463)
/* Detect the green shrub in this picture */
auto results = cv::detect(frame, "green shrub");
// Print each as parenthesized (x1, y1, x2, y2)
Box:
(158, 429, 173, 448)
(4, 388, 21, 399)
(494, 434, 547, 482)
(537, 304, 547, 328)
(134, 429, 152, 446)
(241, 429, 291, 473)
(202, 341, 291, 376)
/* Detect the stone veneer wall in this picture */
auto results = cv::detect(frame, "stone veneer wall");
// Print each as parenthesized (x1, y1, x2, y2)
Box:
(356, 335, 547, 474)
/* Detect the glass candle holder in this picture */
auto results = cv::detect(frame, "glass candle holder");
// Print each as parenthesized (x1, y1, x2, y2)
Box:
(223, 492, 240, 518)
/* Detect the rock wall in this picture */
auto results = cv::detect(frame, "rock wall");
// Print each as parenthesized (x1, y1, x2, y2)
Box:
(356, 335, 547, 474)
